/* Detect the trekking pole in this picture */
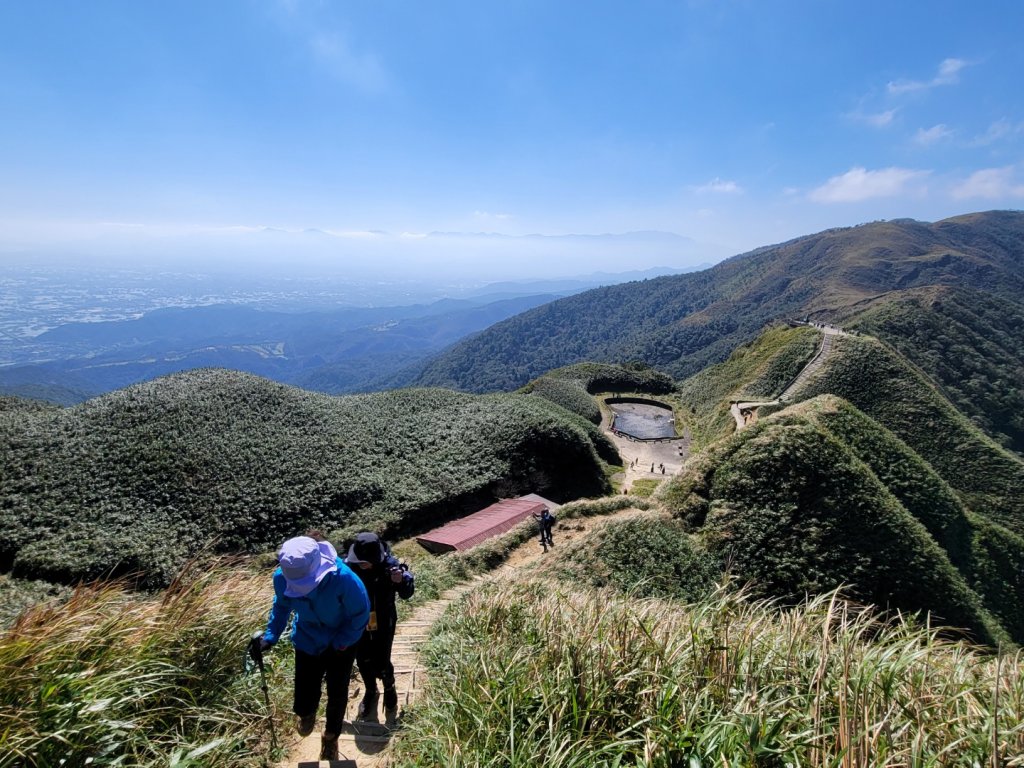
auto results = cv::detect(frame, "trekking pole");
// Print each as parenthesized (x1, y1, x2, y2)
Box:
(246, 631, 278, 752)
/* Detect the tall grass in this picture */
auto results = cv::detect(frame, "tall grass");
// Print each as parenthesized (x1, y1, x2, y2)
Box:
(0, 561, 286, 768)
(394, 580, 1024, 767)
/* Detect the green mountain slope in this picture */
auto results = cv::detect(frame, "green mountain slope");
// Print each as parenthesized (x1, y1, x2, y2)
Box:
(792, 334, 1024, 537)
(677, 323, 820, 445)
(521, 362, 676, 424)
(849, 285, 1024, 454)
(0, 369, 613, 586)
(666, 319, 1024, 643)
(415, 211, 1024, 400)
(660, 397, 1011, 644)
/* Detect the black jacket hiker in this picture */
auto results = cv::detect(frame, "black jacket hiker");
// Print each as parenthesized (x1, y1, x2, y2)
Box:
(344, 532, 415, 720)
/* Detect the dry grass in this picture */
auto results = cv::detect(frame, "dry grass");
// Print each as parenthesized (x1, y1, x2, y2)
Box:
(0, 560, 287, 768)
(395, 580, 1024, 767)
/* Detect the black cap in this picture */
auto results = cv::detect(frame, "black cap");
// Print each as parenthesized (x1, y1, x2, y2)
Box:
(345, 532, 385, 565)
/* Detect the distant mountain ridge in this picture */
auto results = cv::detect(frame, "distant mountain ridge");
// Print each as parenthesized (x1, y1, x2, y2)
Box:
(415, 211, 1024, 398)
(0, 265, 715, 403)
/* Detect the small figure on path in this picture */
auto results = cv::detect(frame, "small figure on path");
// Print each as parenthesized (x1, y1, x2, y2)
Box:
(533, 508, 556, 552)
(345, 532, 416, 725)
(259, 535, 370, 761)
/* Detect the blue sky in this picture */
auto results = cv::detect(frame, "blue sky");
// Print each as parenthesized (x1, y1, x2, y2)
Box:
(1, 0, 1023, 279)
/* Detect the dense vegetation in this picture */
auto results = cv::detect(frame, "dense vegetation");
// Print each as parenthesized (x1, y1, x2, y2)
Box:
(0, 563, 283, 767)
(658, 399, 1009, 645)
(416, 211, 1024, 393)
(522, 362, 676, 424)
(794, 334, 1024, 537)
(0, 369, 614, 587)
(851, 286, 1024, 455)
(559, 513, 718, 600)
(396, 581, 1023, 767)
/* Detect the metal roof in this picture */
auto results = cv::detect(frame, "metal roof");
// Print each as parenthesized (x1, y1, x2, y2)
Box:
(415, 497, 552, 553)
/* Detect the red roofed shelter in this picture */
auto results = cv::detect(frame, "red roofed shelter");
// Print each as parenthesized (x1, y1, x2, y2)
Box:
(416, 495, 555, 553)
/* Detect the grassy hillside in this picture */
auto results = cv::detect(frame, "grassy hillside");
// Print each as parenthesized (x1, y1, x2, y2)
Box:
(662, 313, 1024, 645)
(793, 334, 1024, 537)
(850, 286, 1024, 455)
(0, 564, 281, 768)
(677, 323, 820, 445)
(658, 401, 1009, 645)
(396, 581, 1022, 766)
(415, 211, 1024, 393)
(0, 369, 614, 587)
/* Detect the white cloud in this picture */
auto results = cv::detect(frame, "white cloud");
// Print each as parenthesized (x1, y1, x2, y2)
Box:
(473, 210, 515, 221)
(693, 178, 743, 194)
(887, 57, 968, 95)
(851, 108, 897, 127)
(951, 166, 1024, 200)
(970, 118, 1024, 146)
(310, 34, 388, 92)
(936, 58, 967, 82)
(322, 229, 383, 239)
(809, 167, 930, 203)
(914, 124, 953, 146)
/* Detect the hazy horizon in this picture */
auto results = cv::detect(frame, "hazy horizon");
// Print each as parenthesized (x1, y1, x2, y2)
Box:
(2, 1, 1023, 281)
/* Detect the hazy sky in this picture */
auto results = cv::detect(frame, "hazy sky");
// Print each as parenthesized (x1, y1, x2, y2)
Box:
(1, 1, 1023, 279)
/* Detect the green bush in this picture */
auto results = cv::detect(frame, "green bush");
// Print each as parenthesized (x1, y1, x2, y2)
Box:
(0, 370, 612, 587)
(561, 515, 719, 601)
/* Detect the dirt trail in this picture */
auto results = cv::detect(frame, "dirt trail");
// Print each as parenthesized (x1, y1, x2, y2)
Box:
(731, 326, 848, 431)
(282, 507, 647, 767)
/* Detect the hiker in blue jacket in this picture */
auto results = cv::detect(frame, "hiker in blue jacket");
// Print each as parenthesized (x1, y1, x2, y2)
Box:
(260, 535, 370, 760)
(345, 532, 415, 724)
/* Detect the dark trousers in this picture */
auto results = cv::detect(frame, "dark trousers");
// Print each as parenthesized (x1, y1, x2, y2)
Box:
(294, 645, 356, 735)
(355, 628, 396, 696)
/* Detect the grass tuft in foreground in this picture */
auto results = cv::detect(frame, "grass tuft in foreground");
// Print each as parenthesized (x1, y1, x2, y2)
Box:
(0, 561, 285, 768)
(394, 580, 1023, 767)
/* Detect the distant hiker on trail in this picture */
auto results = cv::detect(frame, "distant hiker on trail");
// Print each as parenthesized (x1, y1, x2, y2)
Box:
(345, 532, 415, 725)
(259, 535, 370, 761)
(533, 508, 556, 552)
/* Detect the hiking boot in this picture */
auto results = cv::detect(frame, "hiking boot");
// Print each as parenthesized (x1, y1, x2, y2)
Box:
(383, 686, 399, 723)
(356, 692, 379, 722)
(320, 733, 339, 761)
(296, 713, 316, 736)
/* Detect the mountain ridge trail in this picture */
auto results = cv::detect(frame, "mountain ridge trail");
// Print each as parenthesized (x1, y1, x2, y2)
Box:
(731, 325, 849, 430)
